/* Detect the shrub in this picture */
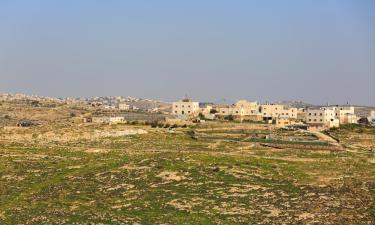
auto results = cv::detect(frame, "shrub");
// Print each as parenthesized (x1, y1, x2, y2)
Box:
(224, 115, 234, 121)
(150, 121, 158, 128)
(210, 109, 218, 114)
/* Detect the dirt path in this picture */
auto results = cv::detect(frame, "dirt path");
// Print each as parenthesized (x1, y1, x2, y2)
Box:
(304, 130, 344, 149)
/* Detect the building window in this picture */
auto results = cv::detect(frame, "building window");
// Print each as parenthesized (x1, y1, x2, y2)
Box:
(182, 111, 184, 114)
(175, 111, 177, 113)
(188, 111, 191, 113)
(309, 119, 311, 121)
(314, 119, 316, 122)
(320, 113, 323, 116)
(320, 119, 323, 122)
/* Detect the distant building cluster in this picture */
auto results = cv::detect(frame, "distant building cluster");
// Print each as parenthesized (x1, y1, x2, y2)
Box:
(171, 98, 374, 129)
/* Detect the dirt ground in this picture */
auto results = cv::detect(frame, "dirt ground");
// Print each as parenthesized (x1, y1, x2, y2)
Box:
(0, 100, 374, 224)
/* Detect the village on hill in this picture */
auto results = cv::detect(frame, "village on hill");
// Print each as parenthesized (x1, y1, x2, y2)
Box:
(2, 93, 375, 130)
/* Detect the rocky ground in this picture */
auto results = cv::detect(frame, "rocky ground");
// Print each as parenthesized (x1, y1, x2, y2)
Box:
(0, 100, 374, 224)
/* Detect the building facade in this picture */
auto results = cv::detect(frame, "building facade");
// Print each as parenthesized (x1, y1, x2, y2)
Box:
(306, 108, 339, 128)
(322, 106, 356, 124)
(260, 104, 298, 119)
(172, 99, 200, 116)
(216, 100, 261, 120)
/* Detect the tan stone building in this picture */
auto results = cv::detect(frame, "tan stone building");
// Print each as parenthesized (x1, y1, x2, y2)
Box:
(216, 100, 261, 120)
(172, 99, 200, 116)
(260, 104, 298, 119)
(297, 108, 307, 122)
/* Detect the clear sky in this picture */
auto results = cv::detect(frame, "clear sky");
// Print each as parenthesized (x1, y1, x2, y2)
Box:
(0, 1, 374, 105)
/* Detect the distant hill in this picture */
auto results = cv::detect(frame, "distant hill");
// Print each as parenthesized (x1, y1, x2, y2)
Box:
(274, 101, 317, 108)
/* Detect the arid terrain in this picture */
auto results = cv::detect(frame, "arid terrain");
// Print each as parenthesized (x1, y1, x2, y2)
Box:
(0, 100, 374, 224)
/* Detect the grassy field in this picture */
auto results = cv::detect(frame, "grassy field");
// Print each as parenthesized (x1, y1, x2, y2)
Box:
(0, 102, 374, 224)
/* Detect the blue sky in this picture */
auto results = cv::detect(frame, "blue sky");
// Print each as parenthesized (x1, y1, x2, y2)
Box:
(0, 0, 374, 105)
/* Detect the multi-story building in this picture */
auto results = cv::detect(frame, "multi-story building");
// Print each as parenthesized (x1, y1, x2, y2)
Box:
(306, 108, 339, 128)
(216, 100, 261, 120)
(322, 106, 357, 124)
(172, 99, 200, 116)
(260, 104, 298, 119)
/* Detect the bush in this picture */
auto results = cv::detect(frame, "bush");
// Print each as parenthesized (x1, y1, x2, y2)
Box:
(224, 115, 234, 121)
(210, 109, 218, 114)
(150, 121, 158, 128)
(163, 123, 170, 128)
